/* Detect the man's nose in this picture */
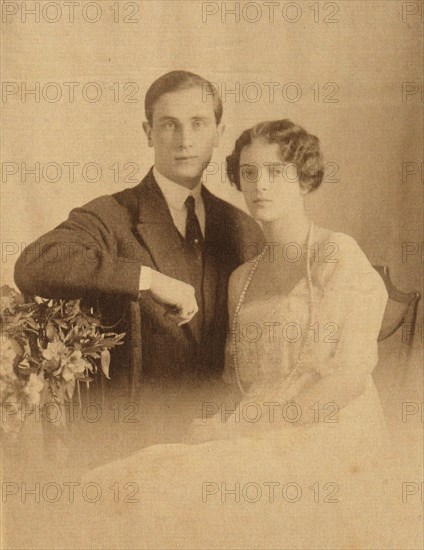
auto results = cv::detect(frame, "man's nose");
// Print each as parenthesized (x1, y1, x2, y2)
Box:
(177, 125, 193, 148)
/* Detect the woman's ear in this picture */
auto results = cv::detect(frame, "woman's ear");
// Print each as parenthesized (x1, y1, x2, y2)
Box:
(143, 121, 154, 147)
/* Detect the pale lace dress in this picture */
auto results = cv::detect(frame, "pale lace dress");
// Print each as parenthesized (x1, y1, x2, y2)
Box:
(75, 233, 393, 549)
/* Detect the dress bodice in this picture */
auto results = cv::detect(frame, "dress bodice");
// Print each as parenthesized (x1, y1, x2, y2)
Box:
(223, 232, 388, 398)
(234, 283, 310, 390)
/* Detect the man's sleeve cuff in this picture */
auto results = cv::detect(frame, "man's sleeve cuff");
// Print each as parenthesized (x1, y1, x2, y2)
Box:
(139, 266, 152, 290)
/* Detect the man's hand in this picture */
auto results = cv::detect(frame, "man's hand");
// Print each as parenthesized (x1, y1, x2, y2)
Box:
(147, 270, 198, 326)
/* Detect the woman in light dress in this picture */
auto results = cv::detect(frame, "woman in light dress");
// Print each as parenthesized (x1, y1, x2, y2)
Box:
(80, 120, 392, 549)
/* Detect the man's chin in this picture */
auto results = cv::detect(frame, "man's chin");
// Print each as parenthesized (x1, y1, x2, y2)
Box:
(172, 167, 204, 185)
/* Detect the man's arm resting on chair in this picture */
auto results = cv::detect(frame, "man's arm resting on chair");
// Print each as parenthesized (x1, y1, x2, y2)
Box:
(14, 201, 198, 325)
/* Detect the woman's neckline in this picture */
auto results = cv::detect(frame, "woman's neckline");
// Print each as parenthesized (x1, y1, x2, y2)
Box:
(241, 278, 306, 308)
(240, 227, 339, 308)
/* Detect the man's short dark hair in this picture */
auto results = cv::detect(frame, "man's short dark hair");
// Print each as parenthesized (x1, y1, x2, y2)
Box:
(226, 119, 324, 193)
(145, 70, 223, 126)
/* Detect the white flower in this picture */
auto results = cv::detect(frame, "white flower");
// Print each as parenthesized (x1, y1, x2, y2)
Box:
(42, 341, 68, 363)
(23, 373, 44, 404)
(0, 338, 19, 403)
(61, 350, 89, 382)
(0, 338, 17, 374)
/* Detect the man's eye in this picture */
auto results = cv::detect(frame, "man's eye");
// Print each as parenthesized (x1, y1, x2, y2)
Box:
(192, 120, 205, 129)
(163, 121, 175, 129)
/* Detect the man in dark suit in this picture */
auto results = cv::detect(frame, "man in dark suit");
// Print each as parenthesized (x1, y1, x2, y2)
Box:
(14, 71, 263, 446)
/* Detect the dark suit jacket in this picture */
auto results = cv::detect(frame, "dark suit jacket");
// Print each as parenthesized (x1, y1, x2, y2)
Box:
(14, 168, 264, 396)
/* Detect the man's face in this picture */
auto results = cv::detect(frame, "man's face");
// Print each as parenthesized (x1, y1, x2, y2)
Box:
(143, 87, 223, 189)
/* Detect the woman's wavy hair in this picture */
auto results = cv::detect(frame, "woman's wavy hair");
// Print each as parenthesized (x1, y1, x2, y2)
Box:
(226, 119, 324, 193)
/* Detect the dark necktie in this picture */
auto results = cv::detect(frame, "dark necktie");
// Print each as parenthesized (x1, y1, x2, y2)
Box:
(185, 195, 203, 252)
(184, 195, 204, 344)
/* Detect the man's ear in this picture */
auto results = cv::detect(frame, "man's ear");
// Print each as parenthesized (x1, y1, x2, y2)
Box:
(143, 121, 154, 147)
(214, 123, 225, 147)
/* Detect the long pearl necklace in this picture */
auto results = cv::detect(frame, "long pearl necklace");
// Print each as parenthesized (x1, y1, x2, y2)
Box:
(231, 222, 315, 395)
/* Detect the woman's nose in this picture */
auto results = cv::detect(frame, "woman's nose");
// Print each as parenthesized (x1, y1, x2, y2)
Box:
(256, 172, 271, 191)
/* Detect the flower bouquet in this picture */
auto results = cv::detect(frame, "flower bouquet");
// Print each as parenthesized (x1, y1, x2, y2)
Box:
(1, 285, 125, 445)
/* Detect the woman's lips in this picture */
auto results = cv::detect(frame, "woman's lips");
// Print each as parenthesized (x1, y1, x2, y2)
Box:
(254, 198, 272, 205)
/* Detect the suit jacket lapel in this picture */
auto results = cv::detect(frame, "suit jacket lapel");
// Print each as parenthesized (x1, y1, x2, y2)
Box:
(134, 171, 228, 344)
(202, 186, 227, 330)
(135, 170, 192, 284)
(134, 170, 199, 344)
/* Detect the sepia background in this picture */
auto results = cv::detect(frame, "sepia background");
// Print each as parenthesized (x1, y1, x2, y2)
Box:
(2, 0, 422, 375)
(1, 0, 423, 548)
(2, 1, 422, 287)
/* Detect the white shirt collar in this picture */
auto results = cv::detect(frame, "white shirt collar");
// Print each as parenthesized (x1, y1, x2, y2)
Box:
(153, 167, 202, 211)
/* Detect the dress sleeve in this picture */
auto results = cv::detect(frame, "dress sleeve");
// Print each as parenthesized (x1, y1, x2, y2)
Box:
(300, 234, 388, 379)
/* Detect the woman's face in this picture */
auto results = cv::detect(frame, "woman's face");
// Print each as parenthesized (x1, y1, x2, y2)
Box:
(239, 138, 303, 223)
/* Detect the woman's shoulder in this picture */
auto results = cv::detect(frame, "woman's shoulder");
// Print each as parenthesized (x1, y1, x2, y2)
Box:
(314, 228, 368, 268)
(316, 227, 359, 254)
(313, 228, 386, 293)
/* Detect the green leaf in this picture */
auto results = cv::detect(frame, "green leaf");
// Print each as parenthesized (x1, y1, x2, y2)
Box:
(66, 379, 76, 400)
(100, 349, 111, 379)
(46, 322, 59, 341)
(25, 318, 38, 330)
(84, 352, 100, 359)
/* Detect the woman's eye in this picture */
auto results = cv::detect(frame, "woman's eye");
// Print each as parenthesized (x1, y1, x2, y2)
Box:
(193, 120, 205, 129)
(241, 166, 259, 182)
